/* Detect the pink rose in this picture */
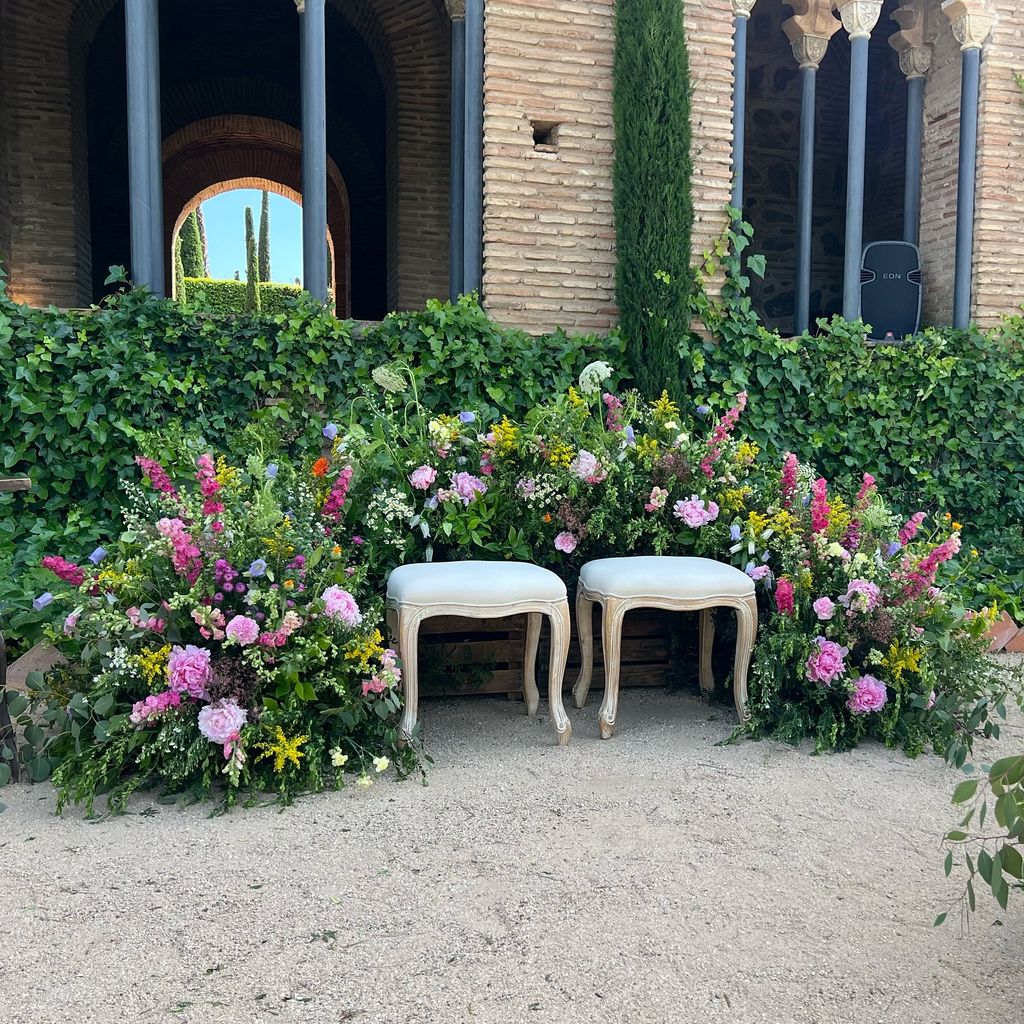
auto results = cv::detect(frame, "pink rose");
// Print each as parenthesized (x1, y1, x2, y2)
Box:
(673, 496, 719, 528)
(167, 645, 212, 699)
(197, 699, 248, 758)
(847, 675, 888, 714)
(225, 614, 260, 646)
(805, 636, 848, 685)
(554, 532, 578, 554)
(408, 465, 437, 491)
(322, 585, 362, 626)
(812, 597, 835, 621)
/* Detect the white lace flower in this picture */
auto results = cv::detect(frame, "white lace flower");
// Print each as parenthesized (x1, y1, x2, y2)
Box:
(371, 364, 406, 394)
(577, 360, 613, 396)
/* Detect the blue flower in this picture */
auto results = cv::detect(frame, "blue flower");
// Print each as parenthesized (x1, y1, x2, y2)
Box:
(695, 404, 710, 417)
(105, 592, 117, 605)
(625, 425, 636, 446)
(32, 592, 53, 612)
(249, 558, 268, 577)
(458, 411, 476, 424)
(425, 495, 439, 510)
(802, 494, 811, 507)
(323, 423, 339, 441)
(730, 524, 742, 542)
(265, 463, 278, 480)
(88, 546, 107, 565)
(887, 541, 902, 557)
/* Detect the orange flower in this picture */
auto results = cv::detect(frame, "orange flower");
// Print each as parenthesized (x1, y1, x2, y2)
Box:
(543, 513, 552, 524)
(312, 457, 330, 478)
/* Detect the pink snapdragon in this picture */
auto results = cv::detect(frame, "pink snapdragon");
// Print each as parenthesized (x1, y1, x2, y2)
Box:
(127, 606, 167, 634)
(898, 512, 927, 546)
(810, 478, 830, 534)
(898, 533, 963, 602)
(847, 675, 888, 714)
(699, 391, 747, 478)
(603, 392, 624, 431)
(135, 456, 177, 497)
(780, 452, 799, 509)
(844, 473, 877, 551)
(191, 606, 226, 641)
(198, 699, 248, 759)
(569, 450, 607, 484)
(156, 517, 203, 584)
(812, 596, 835, 621)
(775, 577, 795, 615)
(195, 453, 224, 517)
(322, 585, 362, 626)
(225, 614, 260, 646)
(805, 636, 848, 685)
(408, 465, 437, 491)
(130, 690, 182, 726)
(167, 644, 212, 699)
(673, 496, 720, 528)
(323, 465, 354, 522)
(644, 487, 669, 512)
(554, 531, 578, 554)
(41, 555, 85, 587)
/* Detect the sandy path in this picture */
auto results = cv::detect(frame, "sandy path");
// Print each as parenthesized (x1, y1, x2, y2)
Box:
(1, 690, 1021, 1024)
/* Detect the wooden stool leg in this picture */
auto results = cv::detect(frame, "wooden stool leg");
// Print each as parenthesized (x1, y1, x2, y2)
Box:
(385, 606, 399, 648)
(546, 601, 572, 746)
(572, 589, 595, 709)
(396, 610, 420, 742)
(698, 608, 716, 696)
(732, 596, 758, 723)
(522, 613, 542, 716)
(597, 599, 626, 739)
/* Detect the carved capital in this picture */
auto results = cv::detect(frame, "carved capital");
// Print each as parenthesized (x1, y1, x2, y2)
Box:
(445, 0, 466, 18)
(783, 1, 842, 69)
(890, 0, 935, 76)
(900, 45, 933, 77)
(293, 0, 304, 12)
(732, 0, 758, 20)
(941, 0, 995, 50)
(835, 0, 884, 40)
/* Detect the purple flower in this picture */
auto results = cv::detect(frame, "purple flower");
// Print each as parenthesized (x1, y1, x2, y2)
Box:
(695, 404, 710, 417)
(458, 411, 476, 424)
(265, 463, 278, 480)
(625, 425, 636, 446)
(730, 524, 742, 542)
(88, 546, 107, 565)
(249, 559, 267, 577)
(323, 423, 339, 441)
(887, 541, 901, 557)
(32, 592, 54, 612)
(746, 564, 770, 582)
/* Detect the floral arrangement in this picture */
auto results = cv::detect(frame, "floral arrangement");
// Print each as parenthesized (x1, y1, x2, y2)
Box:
(29, 437, 416, 813)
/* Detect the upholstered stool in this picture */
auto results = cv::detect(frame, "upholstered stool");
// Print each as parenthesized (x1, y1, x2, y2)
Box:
(572, 556, 757, 737)
(385, 561, 573, 745)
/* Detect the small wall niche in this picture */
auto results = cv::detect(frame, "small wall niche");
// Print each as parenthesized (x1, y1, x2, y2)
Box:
(530, 119, 560, 152)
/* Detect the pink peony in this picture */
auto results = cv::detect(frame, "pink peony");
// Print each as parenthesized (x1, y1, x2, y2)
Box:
(569, 450, 607, 485)
(812, 597, 835, 621)
(167, 645, 212, 699)
(673, 496, 720, 528)
(775, 577, 795, 615)
(225, 614, 260, 646)
(322, 585, 362, 626)
(847, 675, 888, 714)
(197, 699, 248, 758)
(450, 471, 488, 505)
(839, 578, 881, 614)
(554, 532, 578, 554)
(805, 636, 848, 685)
(747, 564, 771, 582)
(408, 465, 437, 491)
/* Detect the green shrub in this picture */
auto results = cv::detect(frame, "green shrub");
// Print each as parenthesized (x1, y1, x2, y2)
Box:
(259, 282, 301, 315)
(178, 211, 205, 279)
(184, 278, 302, 315)
(244, 206, 260, 313)
(613, 0, 693, 400)
(258, 189, 271, 283)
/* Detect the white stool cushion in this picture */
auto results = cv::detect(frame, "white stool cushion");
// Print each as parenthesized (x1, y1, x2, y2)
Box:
(387, 560, 567, 608)
(579, 556, 754, 601)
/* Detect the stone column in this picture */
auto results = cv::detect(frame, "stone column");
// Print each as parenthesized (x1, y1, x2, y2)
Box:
(890, 0, 934, 247)
(298, 0, 329, 302)
(730, 0, 757, 211)
(836, 0, 883, 320)
(463, 0, 484, 296)
(447, 1, 466, 301)
(783, 1, 841, 335)
(942, 0, 994, 328)
(125, 0, 163, 293)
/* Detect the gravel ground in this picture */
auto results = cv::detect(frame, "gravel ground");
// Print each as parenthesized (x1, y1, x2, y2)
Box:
(1, 688, 1021, 1024)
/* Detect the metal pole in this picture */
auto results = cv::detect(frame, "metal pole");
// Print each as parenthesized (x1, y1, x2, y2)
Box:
(842, 34, 869, 320)
(731, 15, 748, 210)
(300, 0, 329, 302)
(449, 17, 466, 301)
(902, 75, 924, 246)
(463, 0, 484, 295)
(952, 46, 980, 329)
(125, 0, 153, 291)
(794, 65, 816, 335)
(145, 0, 165, 296)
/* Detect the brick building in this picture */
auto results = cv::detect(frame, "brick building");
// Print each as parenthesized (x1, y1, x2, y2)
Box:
(0, 0, 1019, 332)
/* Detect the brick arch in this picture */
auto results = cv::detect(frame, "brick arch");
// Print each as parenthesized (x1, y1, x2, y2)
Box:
(162, 116, 352, 315)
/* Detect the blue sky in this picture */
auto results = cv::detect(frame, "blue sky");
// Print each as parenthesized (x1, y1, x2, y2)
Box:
(200, 189, 303, 285)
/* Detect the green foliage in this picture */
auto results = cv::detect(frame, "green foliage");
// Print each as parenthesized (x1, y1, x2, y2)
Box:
(613, 0, 693, 400)
(173, 236, 185, 302)
(244, 206, 260, 313)
(178, 212, 204, 279)
(258, 189, 271, 283)
(258, 282, 302, 315)
(182, 278, 301, 315)
(195, 205, 209, 276)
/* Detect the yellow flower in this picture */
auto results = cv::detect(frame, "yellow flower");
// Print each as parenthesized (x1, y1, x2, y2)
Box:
(719, 487, 750, 514)
(971, 547, 979, 558)
(344, 628, 385, 671)
(650, 390, 679, 422)
(283, 579, 295, 590)
(491, 416, 520, 456)
(135, 644, 171, 688)
(736, 441, 760, 465)
(255, 727, 308, 773)
(884, 642, 922, 683)
(567, 386, 586, 408)
(635, 436, 659, 461)
(769, 509, 797, 537)
(373, 756, 390, 773)
(356, 774, 373, 789)
(330, 747, 349, 768)
(214, 456, 241, 489)
(943, 511, 952, 521)
(952, 521, 963, 531)
(747, 510, 769, 535)
(546, 440, 574, 468)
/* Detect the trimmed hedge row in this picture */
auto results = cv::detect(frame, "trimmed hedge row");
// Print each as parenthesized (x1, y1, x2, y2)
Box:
(182, 277, 303, 315)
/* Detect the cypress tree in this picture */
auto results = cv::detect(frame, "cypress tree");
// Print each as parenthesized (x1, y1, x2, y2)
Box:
(179, 212, 205, 279)
(244, 206, 261, 313)
(613, 0, 694, 399)
(173, 235, 186, 301)
(258, 190, 271, 282)
(196, 205, 210, 276)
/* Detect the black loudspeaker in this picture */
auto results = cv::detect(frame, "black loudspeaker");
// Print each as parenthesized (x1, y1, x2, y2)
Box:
(860, 241, 922, 340)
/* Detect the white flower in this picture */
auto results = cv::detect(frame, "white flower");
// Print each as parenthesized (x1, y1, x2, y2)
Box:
(371, 364, 406, 394)
(329, 747, 348, 768)
(577, 360, 613, 396)
(372, 756, 390, 774)
(356, 774, 373, 788)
